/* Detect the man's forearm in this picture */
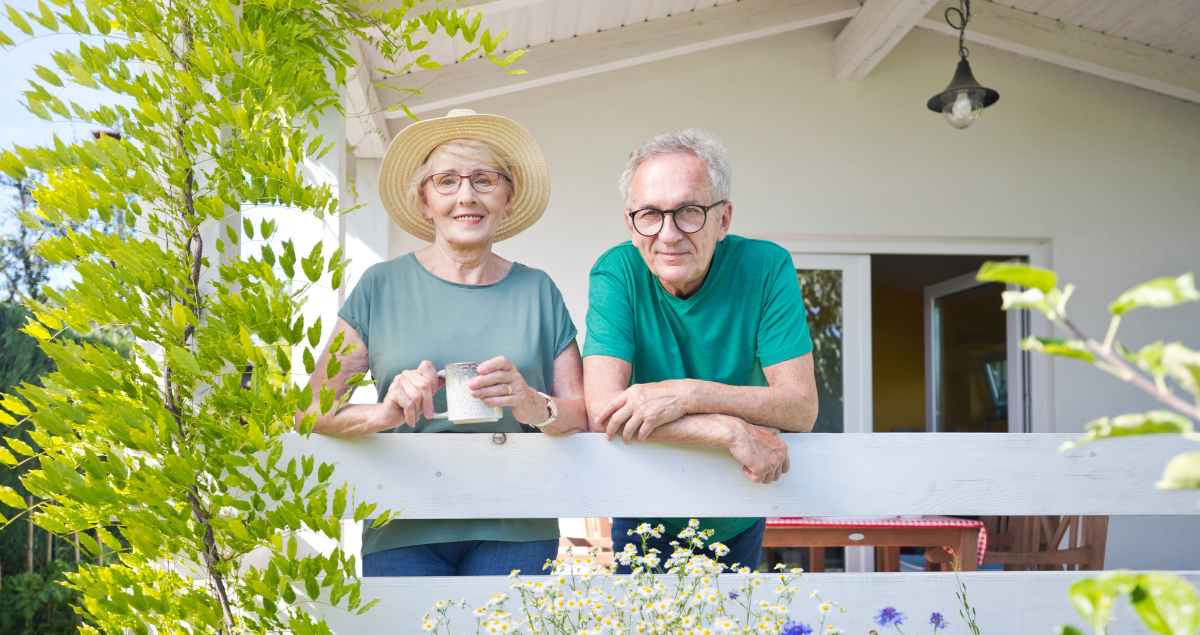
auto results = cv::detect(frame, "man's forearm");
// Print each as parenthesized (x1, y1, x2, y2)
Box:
(644, 413, 742, 447)
(682, 380, 816, 432)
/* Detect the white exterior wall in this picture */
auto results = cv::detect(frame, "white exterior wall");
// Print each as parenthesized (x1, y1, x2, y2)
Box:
(345, 22, 1200, 569)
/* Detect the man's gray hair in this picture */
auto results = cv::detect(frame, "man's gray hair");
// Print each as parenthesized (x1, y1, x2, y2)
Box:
(618, 129, 731, 208)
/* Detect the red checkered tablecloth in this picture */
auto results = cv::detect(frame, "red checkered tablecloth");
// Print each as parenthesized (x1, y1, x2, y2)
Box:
(766, 516, 988, 566)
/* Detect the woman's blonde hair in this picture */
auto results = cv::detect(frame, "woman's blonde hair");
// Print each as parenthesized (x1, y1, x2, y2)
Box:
(406, 138, 519, 217)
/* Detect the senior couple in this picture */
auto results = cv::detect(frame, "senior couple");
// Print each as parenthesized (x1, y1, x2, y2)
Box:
(301, 109, 818, 578)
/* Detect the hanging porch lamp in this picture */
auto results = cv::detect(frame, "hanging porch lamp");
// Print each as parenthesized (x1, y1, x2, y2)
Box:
(927, 0, 999, 129)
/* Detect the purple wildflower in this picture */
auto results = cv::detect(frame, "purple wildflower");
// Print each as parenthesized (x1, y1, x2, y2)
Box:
(930, 613, 948, 629)
(782, 621, 814, 635)
(875, 607, 906, 628)
(728, 591, 739, 600)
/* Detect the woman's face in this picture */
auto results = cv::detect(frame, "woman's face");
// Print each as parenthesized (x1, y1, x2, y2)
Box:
(421, 152, 512, 249)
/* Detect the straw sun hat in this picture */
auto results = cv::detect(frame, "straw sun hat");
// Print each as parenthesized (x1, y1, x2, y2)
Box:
(378, 109, 551, 243)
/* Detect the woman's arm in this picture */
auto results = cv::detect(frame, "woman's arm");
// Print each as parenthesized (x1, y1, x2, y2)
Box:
(468, 341, 589, 436)
(297, 318, 439, 438)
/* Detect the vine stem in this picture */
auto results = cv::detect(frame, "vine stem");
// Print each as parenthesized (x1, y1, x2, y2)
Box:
(1056, 315, 1200, 421)
(158, 9, 236, 635)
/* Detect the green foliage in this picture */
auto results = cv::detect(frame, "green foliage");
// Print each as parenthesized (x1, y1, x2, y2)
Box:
(0, 561, 81, 635)
(1064, 572, 1199, 635)
(798, 270, 843, 433)
(0, 1, 517, 633)
(978, 263, 1200, 635)
(976, 260, 1057, 293)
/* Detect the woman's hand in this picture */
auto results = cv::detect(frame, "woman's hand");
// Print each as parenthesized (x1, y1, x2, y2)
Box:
(378, 360, 444, 428)
(470, 356, 551, 427)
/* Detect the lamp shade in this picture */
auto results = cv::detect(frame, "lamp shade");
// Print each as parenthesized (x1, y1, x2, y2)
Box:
(927, 59, 999, 112)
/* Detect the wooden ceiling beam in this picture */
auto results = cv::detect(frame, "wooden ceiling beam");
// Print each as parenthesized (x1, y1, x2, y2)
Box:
(834, 0, 938, 80)
(917, 0, 1200, 105)
(377, 0, 862, 119)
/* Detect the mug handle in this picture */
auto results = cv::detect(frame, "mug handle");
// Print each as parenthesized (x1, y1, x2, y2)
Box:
(432, 369, 449, 419)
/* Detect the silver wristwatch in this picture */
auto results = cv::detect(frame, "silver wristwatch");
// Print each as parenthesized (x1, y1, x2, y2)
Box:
(532, 391, 558, 428)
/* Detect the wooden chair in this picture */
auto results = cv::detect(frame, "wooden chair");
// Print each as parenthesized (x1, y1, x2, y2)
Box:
(925, 515, 1108, 571)
(559, 517, 614, 566)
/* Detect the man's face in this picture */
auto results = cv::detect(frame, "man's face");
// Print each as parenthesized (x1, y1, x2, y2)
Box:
(626, 153, 731, 299)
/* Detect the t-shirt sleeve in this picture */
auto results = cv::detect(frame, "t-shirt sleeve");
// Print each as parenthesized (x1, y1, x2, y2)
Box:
(582, 252, 636, 362)
(548, 280, 578, 358)
(337, 266, 374, 350)
(756, 248, 813, 367)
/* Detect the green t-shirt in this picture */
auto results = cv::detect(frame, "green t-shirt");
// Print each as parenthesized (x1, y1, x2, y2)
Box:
(582, 235, 812, 544)
(338, 253, 577, 554)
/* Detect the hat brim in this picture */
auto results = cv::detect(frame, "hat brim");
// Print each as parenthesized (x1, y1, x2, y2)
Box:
(378, 112, 551, 243)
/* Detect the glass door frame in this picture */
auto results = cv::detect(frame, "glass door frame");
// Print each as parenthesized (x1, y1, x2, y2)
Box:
(924, 270, 1031, 434)
(790, 253, 873, 435)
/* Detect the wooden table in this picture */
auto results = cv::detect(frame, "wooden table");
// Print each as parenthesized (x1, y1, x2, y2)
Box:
(763, 517, 986, 572)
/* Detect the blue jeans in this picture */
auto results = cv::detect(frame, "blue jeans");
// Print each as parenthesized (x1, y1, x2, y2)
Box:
(611, 518, 766, 574)
(362, 539, 559, 577)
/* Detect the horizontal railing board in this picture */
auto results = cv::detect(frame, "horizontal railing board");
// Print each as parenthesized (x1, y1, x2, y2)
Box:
(281, 433, 1199, 517)
(299, 572, 1200, 634)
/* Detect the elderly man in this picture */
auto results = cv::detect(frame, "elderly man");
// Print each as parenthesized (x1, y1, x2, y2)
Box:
(583, 129, 818, 572)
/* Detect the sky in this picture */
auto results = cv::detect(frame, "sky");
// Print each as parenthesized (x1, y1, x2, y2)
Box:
(0, 1, 135, 151)
(0, 2, 136, 290)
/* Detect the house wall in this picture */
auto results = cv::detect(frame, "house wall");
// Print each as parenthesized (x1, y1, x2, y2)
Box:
(353, 21, 1200, 569)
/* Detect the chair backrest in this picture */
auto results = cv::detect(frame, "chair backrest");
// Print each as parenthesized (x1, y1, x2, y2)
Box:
(283, 433, 1198, 634)
(984, 515, 1109, 571)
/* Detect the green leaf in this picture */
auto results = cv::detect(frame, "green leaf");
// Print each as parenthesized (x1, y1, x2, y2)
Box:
(17, 208, 44, 230)
(1162, 343, 1200, 395)
(1055, 627, 1086, 635)
(287, 535, 297, 560)
(317, 462, 334, 483)
(332, 485, 346, 517)
(243, 216, 254, 240)
(307, 317, 323, 348)
(1111, 273, 1200, 316)
(1118, 341, 1166, 379)
(0, 485, 27, 509)
(2, 397, 30, 416)
(1022, 336, 1094, 362)
(0, 447, 17, 466)
(170, 347, 202, 376)
(7, 436, 35, 456)
(1069, 572, 1138, 630)
(1062, 411, 1193, 450)
(305, 575, 321, 601)
(1157, 452, 1200, 490)
(7, 6, 34, 36)
(303, 347, 316, 375)
(1001, 288, 1055, 314)
(33, 64, 62, 87)
(357, 598, 381, 615)
(0, 28, 13, 46)
(1131, 574, 1200, 635)
(979, 259, 1056, 291)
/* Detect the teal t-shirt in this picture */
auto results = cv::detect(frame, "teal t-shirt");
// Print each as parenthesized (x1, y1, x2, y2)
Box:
(338, 253, 577, 554)
(582, 235, 812, 543)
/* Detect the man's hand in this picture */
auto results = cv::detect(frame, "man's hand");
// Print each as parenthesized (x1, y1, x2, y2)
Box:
(596, 380, 696, 443)
(726, 420, 790, 484)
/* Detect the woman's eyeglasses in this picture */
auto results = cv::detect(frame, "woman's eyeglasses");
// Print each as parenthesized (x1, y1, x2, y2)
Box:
(426, 171, 507, 195)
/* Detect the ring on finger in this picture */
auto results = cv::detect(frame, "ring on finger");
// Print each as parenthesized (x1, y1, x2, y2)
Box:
(506, 384, 513, 396)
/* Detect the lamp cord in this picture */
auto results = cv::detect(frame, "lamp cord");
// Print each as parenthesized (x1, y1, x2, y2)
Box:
(945, 0, 971, 61)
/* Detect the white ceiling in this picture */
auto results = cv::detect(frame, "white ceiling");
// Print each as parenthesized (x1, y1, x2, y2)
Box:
(989, 0, 1200, 59)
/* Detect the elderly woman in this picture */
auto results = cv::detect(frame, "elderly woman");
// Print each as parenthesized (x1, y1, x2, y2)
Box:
(299, 109, 587, 577)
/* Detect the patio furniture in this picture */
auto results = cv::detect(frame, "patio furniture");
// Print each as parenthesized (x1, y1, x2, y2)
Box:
(924, 515, 1108, 571)
(764, 516, 986, 572)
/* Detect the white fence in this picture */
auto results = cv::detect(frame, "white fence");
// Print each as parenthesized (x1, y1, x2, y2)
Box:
(285, 433, 1199, 633)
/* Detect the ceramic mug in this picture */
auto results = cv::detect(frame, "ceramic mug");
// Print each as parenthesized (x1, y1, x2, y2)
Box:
(431, 361, 503, 424)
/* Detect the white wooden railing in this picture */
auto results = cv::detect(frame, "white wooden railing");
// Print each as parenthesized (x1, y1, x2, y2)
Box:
(285, 433, 1200, 633)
